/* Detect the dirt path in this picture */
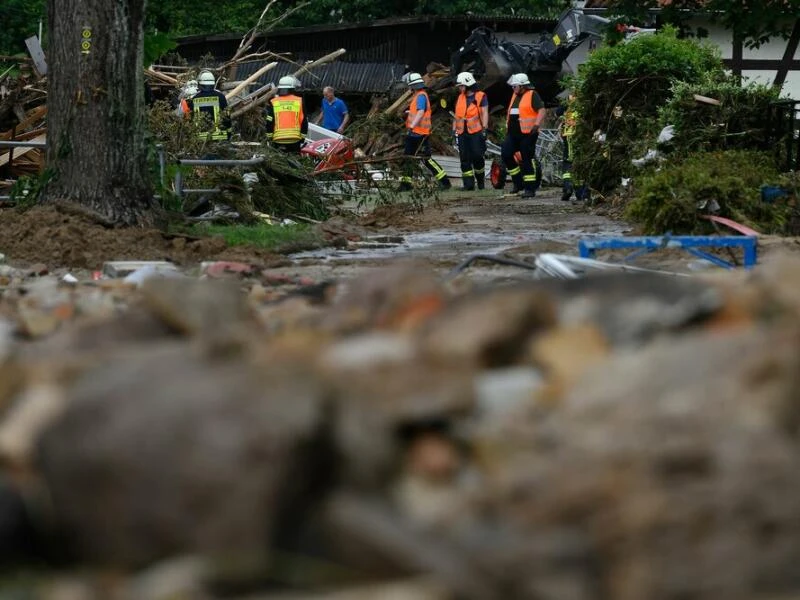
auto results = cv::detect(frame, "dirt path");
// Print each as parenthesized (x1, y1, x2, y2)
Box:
(275, 187, 628, 282)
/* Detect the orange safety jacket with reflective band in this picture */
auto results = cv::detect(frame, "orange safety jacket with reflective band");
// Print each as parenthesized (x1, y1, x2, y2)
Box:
(506, 90, 539, 134)
(453, 91, 486, 134)
(192, 95, 228, 140)
(271, 95, 304, 143)
(406, 90, 432, 136)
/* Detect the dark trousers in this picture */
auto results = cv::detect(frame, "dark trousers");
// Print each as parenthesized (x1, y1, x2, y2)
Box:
(561, 135, 574, 200)
(401, 134, 450, 188)
(457, 132, 486, 190)
(501, 132, 538, 192)
(273, 140, 303, 154)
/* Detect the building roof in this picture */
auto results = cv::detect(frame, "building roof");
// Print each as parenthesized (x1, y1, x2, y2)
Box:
(235, 61, 407, 95)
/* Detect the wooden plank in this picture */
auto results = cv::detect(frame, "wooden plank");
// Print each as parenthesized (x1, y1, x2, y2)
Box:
(693, 94, 721, 106)
(0, 106, 47, 140)
(0, 134, 46, 168)
(24, 36, 47, 77)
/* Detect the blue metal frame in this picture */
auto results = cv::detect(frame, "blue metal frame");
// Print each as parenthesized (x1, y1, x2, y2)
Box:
(578, 235, 758, 269)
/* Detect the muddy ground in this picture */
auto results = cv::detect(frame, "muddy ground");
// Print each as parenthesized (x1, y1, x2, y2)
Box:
(1, 188, 798, 278)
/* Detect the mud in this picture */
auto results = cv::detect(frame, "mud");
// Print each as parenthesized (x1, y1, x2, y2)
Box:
(0, 206, 288, 270)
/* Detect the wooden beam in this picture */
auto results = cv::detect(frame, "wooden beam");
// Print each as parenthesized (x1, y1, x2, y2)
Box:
(774, 19, 800, 88)
(0, 134, 46, 168)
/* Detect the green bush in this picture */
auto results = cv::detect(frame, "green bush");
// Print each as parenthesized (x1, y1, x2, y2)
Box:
(658, 73, 780, 154)
(572, 27, 724, 192)
(625, 150, 791, 234)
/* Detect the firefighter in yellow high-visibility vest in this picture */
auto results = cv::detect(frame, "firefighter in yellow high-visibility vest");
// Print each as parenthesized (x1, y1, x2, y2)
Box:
(265, 76, 308, 154)
(555, 93, 587, 202)
(180, 70, 231, 141)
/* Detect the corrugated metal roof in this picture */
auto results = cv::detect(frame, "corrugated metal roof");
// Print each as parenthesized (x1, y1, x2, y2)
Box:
(235, 61, 407, 94)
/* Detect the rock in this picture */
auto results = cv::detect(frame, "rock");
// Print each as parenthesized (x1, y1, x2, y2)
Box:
(139, 278, 254, 340)
(320, 265, 445, 334)
(26, 263, 49, 277)
(473, 325, 800, 600)
(319, 333, 417, 371)
(473, 366, 544, 418)
(546, 272, 723, 347)
(420, 286, 556, 367)
(102, 261, 179, 279)
(529, 324, 610, 403)
(36, 344, 328, 571)
(203, 261, 254, 279)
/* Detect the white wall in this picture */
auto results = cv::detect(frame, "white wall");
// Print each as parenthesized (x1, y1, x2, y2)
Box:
(686, 16, 799, 99)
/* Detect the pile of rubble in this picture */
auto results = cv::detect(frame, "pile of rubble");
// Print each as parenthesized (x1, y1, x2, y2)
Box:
(0, 252, 799, 598)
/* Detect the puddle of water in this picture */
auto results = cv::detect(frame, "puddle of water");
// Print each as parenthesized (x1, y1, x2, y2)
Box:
(292, 224, 629, 262)
(297, 227, 627, 260)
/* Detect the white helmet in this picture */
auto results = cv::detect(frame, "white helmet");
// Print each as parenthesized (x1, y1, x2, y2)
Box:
(456, 72, 476, 87)
(278, 75, 297, 90)
(402, 72, 425, 89)
(507, 73, 531, 87)
(183, 79, 199, 97)
(198, 70, 215, 87)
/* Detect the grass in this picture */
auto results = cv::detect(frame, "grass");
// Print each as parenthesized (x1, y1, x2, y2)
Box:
(187, 223, 324, 253)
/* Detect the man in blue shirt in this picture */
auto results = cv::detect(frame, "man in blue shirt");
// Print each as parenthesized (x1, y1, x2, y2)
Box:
(315, 86, 350, 134)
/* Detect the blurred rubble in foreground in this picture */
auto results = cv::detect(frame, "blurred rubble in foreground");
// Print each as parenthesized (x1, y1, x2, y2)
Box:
(0, 255, 799, 599)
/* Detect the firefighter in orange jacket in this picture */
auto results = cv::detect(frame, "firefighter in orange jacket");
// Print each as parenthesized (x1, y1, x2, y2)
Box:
(453, 71, 489, 191)
(502, 73, 545, 198)
(398, 72, 451, 191)
(265, 76, 308, 154)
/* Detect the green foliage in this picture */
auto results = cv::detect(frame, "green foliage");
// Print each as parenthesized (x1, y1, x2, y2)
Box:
(9, 169, 54, 207)
(572, 27, 724, 192)
(658, 73, 780, 155)
(625, 150, 790, 235)
(143, 32, 176, 66)
(0, 0, 45, 56)
(187, 222, 320, 250)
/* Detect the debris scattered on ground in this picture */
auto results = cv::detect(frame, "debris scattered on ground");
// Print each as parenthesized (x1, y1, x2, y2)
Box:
(0, 244, 798, 597)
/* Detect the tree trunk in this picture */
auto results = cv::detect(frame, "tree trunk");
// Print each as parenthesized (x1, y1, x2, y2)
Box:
(44, 0, 156, 226)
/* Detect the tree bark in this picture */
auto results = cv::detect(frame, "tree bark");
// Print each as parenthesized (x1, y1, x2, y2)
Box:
(44, 0, 156, 226)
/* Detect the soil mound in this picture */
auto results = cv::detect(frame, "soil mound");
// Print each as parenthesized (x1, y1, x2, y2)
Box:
(0, 206, 285, 269)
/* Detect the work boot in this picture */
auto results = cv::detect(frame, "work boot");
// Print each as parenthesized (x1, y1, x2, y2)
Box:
(519, 189, 536, 199)
(461, 176, 475, 191)
(561, 180, 574, 202)
(438, 177, 452, 190)
(397, 181, 412, 192)
(475, 173, 485, 190)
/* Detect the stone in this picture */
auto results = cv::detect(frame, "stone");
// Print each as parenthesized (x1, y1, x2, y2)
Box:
(420, 286, 556, 367)
(139, 278, 254, 339)
(36, 343, 326, 570)
(102, 261, 179, 279)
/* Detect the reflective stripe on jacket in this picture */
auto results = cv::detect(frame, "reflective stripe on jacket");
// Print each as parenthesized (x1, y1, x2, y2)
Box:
(407, 90, 432, 136)
(454, 91, 486, 134)
(506, 90, 539, 134)
(271, 95, 304, 143)
(192, 95, 228, 140)
(562, 107, 579, 137)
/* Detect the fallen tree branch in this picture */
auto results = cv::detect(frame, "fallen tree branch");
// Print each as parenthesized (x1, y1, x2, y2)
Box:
(230, 49, 346, 119)
(225, 62, 278, 100)
(231, 0, 281, 64)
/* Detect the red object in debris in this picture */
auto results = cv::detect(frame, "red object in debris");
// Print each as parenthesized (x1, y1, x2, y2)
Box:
(701, 215, 760, 237)
(301, 137, 358, 179)
(205, 261, 254, 278)
(92, 271, 103, 281)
